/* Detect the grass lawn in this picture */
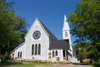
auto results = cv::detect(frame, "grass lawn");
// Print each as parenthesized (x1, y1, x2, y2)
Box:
(88, 65, 93, 67)
(0, 62, 50, 66)
(88, 64, 100, 67)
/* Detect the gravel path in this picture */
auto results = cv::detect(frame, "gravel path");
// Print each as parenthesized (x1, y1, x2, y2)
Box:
(0, 64, 89, 67)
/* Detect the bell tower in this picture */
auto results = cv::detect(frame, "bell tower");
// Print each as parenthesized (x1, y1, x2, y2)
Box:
(62, 15, 70, 40)
(62, 14, 72, 49)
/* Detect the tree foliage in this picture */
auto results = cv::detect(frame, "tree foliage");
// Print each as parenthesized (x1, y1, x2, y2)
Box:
(75, 42, 91, 55)
(0, 0, 29, 61)
(78, 48, 86, 63)
(68, 0, 100, 60)
(74, 42, 91, 63)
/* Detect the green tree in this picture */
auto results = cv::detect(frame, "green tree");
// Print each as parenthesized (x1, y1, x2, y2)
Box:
(68, 0, 100, 61)
(0, 0, 28, 61)
(78, 48, 86, 63)
(74, 42, 91, 63)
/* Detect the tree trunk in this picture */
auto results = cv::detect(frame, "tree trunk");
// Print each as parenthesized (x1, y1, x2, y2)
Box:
(5, 41, 10, 62)
(92, 59, 94, 65)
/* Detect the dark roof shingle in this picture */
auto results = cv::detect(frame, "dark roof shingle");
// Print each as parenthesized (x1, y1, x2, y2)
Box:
(38, 19, 57, 40)
(49, 39, 69, 50)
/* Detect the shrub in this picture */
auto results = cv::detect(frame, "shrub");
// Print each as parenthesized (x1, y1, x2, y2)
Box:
(38, 60, 42, 63)
(0, 54, 5, 62)
(15, 57, 17, 59)
(45, 60, 47, 63)
(34, 60, 38, 63)
(59, 61, 62, 63)
(32, 57, 34, 60)
(85, 61, 89, 63)
(53, 61, 56, 63)
(48, 61, 52, 63)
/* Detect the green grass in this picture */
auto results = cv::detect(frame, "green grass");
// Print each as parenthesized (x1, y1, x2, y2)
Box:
(0, 62, 50, 66)
(88, 64, 100, 67)
(94, 64, 100, 67)
(88, 65, 93, 67)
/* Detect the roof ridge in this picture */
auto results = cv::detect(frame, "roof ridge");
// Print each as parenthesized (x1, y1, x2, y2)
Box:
(38, 19, 58, 40)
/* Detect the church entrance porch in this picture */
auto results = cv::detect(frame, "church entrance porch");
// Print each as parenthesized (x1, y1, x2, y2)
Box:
(63, 50, 68, 61)
(62, 50, 72, 64)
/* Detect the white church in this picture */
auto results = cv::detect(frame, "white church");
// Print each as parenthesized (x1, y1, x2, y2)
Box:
(11, 15, 79, 63)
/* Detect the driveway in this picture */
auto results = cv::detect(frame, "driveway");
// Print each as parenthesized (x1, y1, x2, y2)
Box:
(0, 64, 89, 67)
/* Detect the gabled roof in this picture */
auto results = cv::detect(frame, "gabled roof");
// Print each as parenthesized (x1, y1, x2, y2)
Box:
(38, 19, 57, 40)
(25, 18, 57, 41)
(10, 42, 25, 54)
(49, 39, 69, 50)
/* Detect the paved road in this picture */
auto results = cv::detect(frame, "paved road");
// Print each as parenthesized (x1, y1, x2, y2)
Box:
(0, 64, 89, 67)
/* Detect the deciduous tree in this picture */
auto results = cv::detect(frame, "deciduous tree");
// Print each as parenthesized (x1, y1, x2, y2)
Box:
(0, 0, 29, 61)
(68, 0, 100, 62)
(74, 42, 91, 63)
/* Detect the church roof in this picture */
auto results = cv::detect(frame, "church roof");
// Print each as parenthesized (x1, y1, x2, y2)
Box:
(49, 39, 69, 50)
(10, 42, 25, 54)
(38, 19, 58, 40)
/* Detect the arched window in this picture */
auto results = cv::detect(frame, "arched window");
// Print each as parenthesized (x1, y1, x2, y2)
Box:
(32, 44, 34, 55)
(38, 44, 41, 55)
(65, 32, 68, 37)
(18, 52, 20, 58)
(35, 44, 37, 55)
(20, 52, 22, 58)
(52, 51, 54, 57)
(55, 50, 58, 56)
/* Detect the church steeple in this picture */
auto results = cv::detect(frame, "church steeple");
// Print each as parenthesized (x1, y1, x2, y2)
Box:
(64, 14, 67, 22)
(62, 15, 73, 55)
(62, 15, 70, 40)
(63, 15, 70, 31)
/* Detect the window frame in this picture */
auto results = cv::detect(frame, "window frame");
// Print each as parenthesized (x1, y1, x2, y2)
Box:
(65, 32, 68, 37)
(35, 44, 37, 55)
(55, 50, 58, 56)
(52, 51, 54, 57)
(38, 44, 41, 55)
(32, 44, 34, 55)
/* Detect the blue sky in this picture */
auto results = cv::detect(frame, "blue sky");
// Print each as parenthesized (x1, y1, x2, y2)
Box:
(8, 0, 81, 45)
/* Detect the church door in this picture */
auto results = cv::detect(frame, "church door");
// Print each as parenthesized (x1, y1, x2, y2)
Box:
(12, 54, 14, 61)
(63, 50, 68, 60)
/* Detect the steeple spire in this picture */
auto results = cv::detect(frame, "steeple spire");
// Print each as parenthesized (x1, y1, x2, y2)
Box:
(64, 14, 67, 22)
(63, 15, 70, 31)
